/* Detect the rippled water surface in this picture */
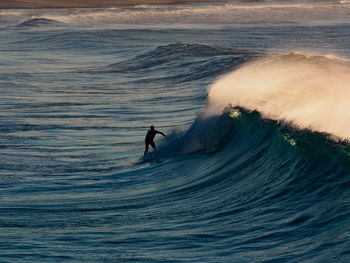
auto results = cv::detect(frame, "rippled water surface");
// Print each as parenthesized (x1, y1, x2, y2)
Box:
(1, 3, 350, 262)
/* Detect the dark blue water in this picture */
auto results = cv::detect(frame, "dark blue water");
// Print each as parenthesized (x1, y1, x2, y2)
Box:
(1, 3, 350, 262)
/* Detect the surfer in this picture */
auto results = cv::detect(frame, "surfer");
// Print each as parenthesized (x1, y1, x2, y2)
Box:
(144, 125, 166, 155)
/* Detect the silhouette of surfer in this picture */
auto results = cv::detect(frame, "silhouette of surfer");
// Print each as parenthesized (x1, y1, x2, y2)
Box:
(144, 125, 166, 155)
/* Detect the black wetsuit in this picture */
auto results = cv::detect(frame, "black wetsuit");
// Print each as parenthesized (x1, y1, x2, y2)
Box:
(144, 129, 165, 155)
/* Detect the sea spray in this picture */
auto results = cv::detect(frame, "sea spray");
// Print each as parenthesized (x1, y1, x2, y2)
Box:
(205, 53, 350, 141)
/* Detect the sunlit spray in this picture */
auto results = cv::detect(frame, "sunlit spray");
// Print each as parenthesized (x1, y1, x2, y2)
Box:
(205, 53, 350, 140)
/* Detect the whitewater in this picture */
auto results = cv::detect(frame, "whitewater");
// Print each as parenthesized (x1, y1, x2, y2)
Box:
(1, 1, 350, 262)
(206, 53, 350, 140)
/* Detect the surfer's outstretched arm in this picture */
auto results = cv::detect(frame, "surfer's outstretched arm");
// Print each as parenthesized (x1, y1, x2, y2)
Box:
(156, 130, 166, 137)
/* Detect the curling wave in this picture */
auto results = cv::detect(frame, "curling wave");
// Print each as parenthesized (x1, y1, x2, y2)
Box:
(152, 106, 350, 261)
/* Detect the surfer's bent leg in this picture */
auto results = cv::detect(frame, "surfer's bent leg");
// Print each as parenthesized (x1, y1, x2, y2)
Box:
(150, 141, 156, 150)
(144, 142, 149, 155)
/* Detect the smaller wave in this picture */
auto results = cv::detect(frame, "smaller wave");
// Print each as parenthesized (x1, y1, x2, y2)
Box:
(139, 43, 255, 58)
(107, 43, 256, 83)
(17, 17, 63, 27)
(109, 43, 254, 68)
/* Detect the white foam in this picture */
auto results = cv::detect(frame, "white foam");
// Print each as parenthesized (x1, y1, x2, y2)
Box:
(205, 53, 350, 140)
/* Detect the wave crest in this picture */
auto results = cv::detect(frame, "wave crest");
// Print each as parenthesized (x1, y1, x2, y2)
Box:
(206, 53, 350, 141)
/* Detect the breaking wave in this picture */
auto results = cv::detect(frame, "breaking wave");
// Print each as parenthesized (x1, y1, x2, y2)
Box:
(1, 0, 350, 25)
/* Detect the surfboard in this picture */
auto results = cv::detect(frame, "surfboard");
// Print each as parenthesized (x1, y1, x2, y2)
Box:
(142, 152, 155, 162)
(140, 150, 164, 164)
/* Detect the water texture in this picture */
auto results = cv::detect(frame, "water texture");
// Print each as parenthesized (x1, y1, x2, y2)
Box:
(1, 2, 350, 262)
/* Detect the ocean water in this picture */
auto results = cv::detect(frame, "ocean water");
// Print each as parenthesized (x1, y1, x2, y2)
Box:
(1, 1, 350, 262)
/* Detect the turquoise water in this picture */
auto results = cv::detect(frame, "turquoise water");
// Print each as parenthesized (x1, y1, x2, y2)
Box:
(1, 2, 350, 262)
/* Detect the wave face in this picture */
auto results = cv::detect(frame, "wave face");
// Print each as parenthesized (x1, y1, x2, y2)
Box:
(151, 104, 350, 263)
(1, 15, 350, 262)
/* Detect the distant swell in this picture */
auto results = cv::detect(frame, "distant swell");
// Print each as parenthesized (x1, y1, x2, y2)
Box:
(106, 43, 256, 83)
(17, 17, 63, 27)
(2, 1, 350, 25)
